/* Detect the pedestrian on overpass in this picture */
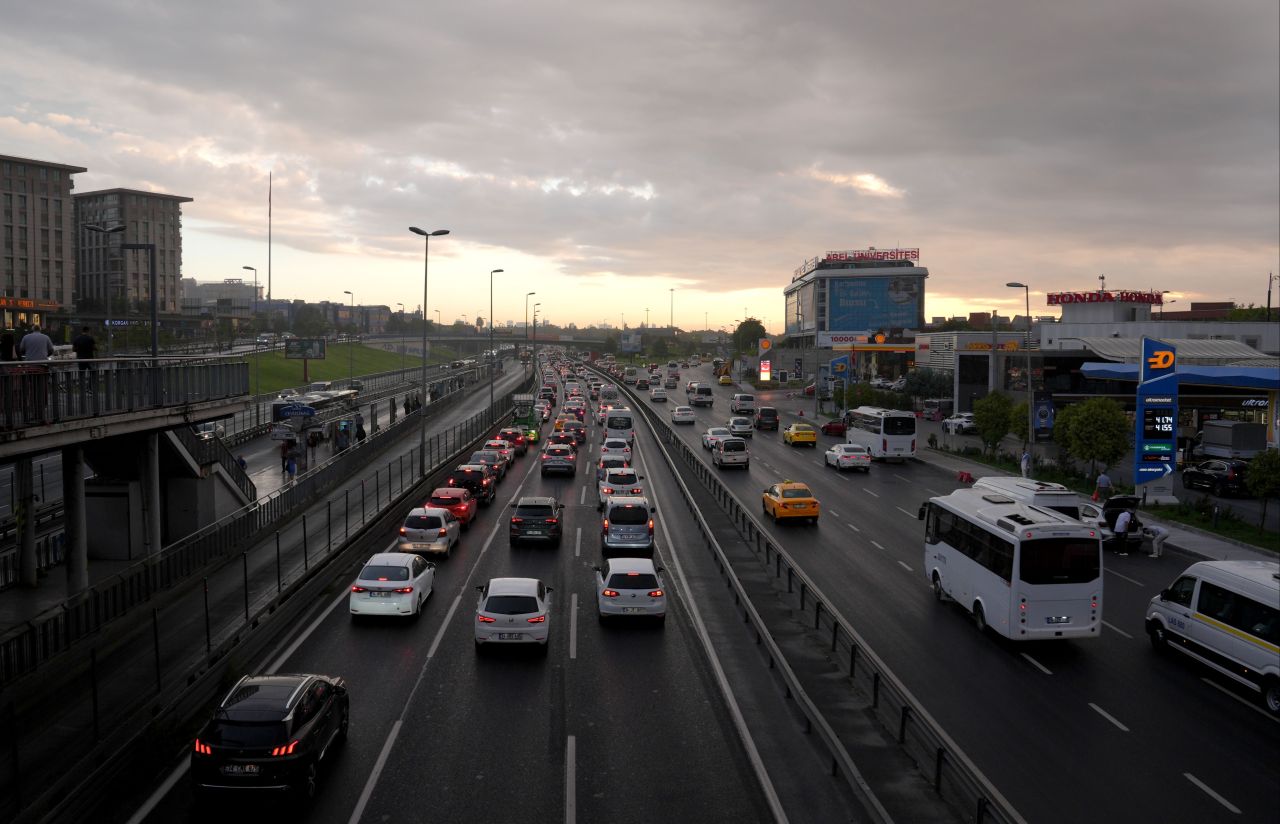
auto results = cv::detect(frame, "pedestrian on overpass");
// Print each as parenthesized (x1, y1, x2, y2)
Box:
(72, 326, 96, 370)
(280, 439, 290, 471)
(285, 454, 297, 484)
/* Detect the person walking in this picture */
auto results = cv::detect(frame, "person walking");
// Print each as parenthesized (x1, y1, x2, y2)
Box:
(236, 454, 248, 472)
(280, 439, 290, 471)
(1020, 450, 1031, 479)
(1094, 470, 1113, 502)
(285, 454, 297, 485)
(72, 326, 96, 370)
(18, 325, 55, 361)
(1143, 523, 1169, 558)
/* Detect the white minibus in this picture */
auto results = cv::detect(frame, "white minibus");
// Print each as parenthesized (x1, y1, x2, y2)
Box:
(604, 408, 635, 445)
(971, 477, 1083, 520)
(846, 406, 916, 460)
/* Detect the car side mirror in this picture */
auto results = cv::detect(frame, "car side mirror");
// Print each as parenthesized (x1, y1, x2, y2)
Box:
(656, 566, 665, 573)
(1158, 588, 1169, 601)
(475, 585, 485, 592)
(917, 504, 927, 521)
(427, 562, 436, 570)
(545, 586, 554, 593)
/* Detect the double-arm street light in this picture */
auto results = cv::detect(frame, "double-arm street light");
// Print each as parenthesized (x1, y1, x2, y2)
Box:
(409, 227, 450, 473)
(1006, 282, 1034, 457)
(343, 290, 355, 385)
(489, 269, 504, 419)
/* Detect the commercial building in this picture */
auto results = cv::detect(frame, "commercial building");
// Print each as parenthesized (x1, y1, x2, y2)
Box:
(0, 154, 86, 326)
(75, 187, 193, 315)
(784, 247, 929, 346)
(179, 277, 260, 323)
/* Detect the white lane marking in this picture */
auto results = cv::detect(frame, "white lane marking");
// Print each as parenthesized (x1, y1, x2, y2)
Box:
(1020, 653, 1053, 676)
(862, 488, 880, 498)
(350, 720, 403, 821)
(566, 735, 577, 824)
(575, 527, 582, 558)
(828, 509, 840, 518)
(1102, 621, 1133, 639)
(893, 473, 910, 482)
(897, 561, 912, 573)
(1088, 702, 1129, 732)
(924, 488, 942, 496)
(1184, 773, 1240, 814)
(1200, 678, 1280, 722)
(847, 523, 861, 533)
(579, 484, 586, 505)
(569, 593, 579, 660)
(1104, 568, 1145, 587)
(895, 506, 915, 518)
(871, 540, 885, 550)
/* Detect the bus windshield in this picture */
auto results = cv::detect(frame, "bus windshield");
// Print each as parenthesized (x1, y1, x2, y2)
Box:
(1019, 538, 1100, 585)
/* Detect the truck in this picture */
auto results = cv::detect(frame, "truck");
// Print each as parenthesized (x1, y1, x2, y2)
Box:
(1196, 420, 1267, 460)
(512, 394, 539, 442)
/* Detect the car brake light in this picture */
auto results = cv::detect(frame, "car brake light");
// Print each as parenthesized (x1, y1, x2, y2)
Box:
(547, 518, 558, 524)
(483, 478, 491, 485)
(626, 571, 640, 576)
(527, 615, 546, 623)
(270, 740, 299, 757)
(351, 585, 367, 592)
(447, 478, 456, 485)
(477, 614, 496, 623)
(399, 527, 406, 535)
(648, 519, 654, 533)
(602, 486, 615, 494)
(602, 589, 620, 597)
(193, 739, 212, 755)
(438, 528, 448, 537)
(648, 590, 664, 597)
(602, 519, 609, 530)
(511, 517, 523, 524)
(394, 586, 414, 594)
(1227, 468, 1236, 480)
(631, 487, 642, 494)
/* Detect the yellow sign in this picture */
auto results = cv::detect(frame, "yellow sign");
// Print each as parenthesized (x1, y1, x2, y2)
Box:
(1147, 350, 1175, 370)
(759, 338, 772, 350)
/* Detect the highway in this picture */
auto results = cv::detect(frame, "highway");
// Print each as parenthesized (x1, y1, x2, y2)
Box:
(647, 363, 1280, 824)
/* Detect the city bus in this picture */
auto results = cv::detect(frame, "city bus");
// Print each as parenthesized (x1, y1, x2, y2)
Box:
(845, 406, 917, 460)
(919, 488, 1103, 640)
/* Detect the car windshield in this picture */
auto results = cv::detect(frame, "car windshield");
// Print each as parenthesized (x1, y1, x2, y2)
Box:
(781, 488, 812, 499)
(483, 595, 540, 615)
(359, 565, 410, 581)
(404, 515, 443, 529)
(608, 506, 648, 525)
(515, 505, 555, 517)
(607, 573, 659, 589)
(1019, 538, 1101, 585)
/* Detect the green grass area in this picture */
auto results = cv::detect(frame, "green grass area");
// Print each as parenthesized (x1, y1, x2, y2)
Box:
(247, 343, 460, 395)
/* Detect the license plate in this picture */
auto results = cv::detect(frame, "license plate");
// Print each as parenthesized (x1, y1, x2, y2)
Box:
(1045, 616, 1071, 625)
(526, 530, 543, 536)
(369, 591, 390, 597)
(497, 633, 524, 640)
(221, 764, 260, 775)
(622, 607, 644, 614)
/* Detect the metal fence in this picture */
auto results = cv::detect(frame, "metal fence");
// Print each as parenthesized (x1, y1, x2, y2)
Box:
(0, 359, 249, 431)
(170, 426, 257, 502)
(615, 376, 1024, 824)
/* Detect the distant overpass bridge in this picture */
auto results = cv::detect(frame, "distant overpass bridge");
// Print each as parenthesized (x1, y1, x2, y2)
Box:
(367, 333, 609, 348)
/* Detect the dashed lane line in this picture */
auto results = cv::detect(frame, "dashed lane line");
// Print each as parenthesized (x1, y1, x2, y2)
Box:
(1183, 774, 1240, 814)
(896, 561, 913, 573)
(1088, 702, 1130, 732)
(1200, 677, 1280, 722)
(1102, 621, 1133, 639)
(895, 506, 915, 518)
(862, 488, 880, 498)
(1104, 568, 1145, 587)
(569, 593, 579, 660)
(1020, 653, 1053, 676)
(847, 523, 861, 533)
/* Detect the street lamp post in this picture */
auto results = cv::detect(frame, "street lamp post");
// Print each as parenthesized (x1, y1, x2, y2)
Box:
(524, 291, 536, 368)
(242, 265, 258, 328)
(409, 227, 450, 474)
(488, 269, 504, 421)
(1006, 282, 1034, 461)
(397, 303, 406, 373)
(85, 223, 125, 354)
(532, 303, 541, 368)
(434, 309, 441, 326)
(343, 290, 354, 386)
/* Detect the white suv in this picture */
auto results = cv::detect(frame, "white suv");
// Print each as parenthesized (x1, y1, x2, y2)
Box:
(730, 393, 756, 414)
(598, 468, 646, 510)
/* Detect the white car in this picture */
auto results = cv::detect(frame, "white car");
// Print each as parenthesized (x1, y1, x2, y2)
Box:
(729, 393, 757, 414)
(702, 427, 732, 450)
(349, 552, 436, 619)
(825, 443, 872, 473)
(396, 506, 462, 557)
(942, 413, 977, 435)
(474, 577, 552, 653)
(649, 387, 668, 402)
(726, 416, 753, 438)
(595, 557, 667, 623)
(670, 406, 696, 425)
(600, 438, 632, 459)
(598, 468, 646, 510)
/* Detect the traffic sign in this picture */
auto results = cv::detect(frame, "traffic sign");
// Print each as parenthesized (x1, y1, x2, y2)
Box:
(277, 405, 317, 418)
(269, 424, 296, 441)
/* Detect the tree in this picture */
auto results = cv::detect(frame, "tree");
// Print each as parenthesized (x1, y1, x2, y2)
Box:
(1244, 448, 1280, 530)
(732, 318, 766, 354)
(1058, 397, 1129, 476)
(972, 392, 1013, 454)
(902, 368, 951, 400)
(1009, 400, 1029, 444)
(649, 337, 669, 359)
(291, 304, 330, 338)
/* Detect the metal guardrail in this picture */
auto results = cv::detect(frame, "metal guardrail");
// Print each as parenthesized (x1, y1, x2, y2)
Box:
(170, 426, 257, 502)
(0, 360, 249, 432)
(0, 533, 64, 592)
(609, 372, 1025, 824)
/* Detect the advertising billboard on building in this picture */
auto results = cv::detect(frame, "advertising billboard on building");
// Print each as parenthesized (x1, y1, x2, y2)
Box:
(784, 282, 816, 334)
(827, 276, 923, 333)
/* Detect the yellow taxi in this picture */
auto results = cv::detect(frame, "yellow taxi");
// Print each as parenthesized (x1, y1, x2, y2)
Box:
(553, 414, 573, 432)
(718, 374, 732, 385)
(761, 481, 820, 523)
(782, 422, 818, 447)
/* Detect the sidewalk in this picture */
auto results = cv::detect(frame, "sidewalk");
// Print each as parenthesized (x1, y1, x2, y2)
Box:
(912, 447, 1276, 564)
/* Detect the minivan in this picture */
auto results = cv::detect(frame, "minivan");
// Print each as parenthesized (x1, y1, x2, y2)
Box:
(1146, 560, 1280, 714)
(754, 407, 780, 430)
(713, 437, 750, 469)
(604, 408, 635, 444)
(690, 385, 714, 407)
(971, 477, 1082, 520)
(730, 394, 756, 414)
(601, 496, 656, 557)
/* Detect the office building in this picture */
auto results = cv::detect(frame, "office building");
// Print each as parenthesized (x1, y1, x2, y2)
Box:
(75, 188, 193, 315)
(784, 247, 929, 346)
(0, 154, 87, 326)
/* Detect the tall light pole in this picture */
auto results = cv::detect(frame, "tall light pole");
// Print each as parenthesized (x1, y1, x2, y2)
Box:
(85, 224, 125, 354)
(434, 309, 441, 326)
(409, 227, 450, 474)
(397, 302, 405, 372)
(488, 269, 504, 420)
(242, 265, 258, 331)
(524, 291, 536, 367)
(1006, 282, 1034, 457)
(532, 303, 541, 368)
(343, 290, 354, 385)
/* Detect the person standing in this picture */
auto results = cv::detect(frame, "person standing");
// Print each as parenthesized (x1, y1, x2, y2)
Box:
(280, 439, 291, 471)
(18, 325, 55, 361)
(72, 326, 96, 370)
(1110, 506, 1132, 556)
(1094, 470, 1113, 501)
(285, 454, 297, 485)
(1020, 450, 1031, 479)
(1143, 523, 1169, 558)
(236, 455, 248, 472)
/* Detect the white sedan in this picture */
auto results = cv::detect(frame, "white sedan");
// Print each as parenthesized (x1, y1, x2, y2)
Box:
(474, 577, 552, 654)
(595, 557, 666, 623)
(825, 443, 872, 473)
(649, 387, 668, 402)
(600, 438, 632, 459)
(670, 406, 696, 425)
(350, 552, 436, 619)
(702, 427, 732, 450)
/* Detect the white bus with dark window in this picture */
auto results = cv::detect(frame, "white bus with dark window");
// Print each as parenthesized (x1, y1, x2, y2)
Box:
(845, 406, 917, 460)
(920, 489, 1103, 640)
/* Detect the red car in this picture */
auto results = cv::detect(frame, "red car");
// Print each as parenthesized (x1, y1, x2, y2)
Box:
(819, 419, 846, 436)
(428, 487, 478, 529)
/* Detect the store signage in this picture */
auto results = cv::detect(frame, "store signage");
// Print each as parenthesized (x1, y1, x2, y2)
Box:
(1046, 290, 1163, 306)
(759, 359, 771, 381)
(824, 248, 920, 262)
(964, 341, 1021, 351)
(1135, 338, 1178, 490)
(277, 405, 316, 419)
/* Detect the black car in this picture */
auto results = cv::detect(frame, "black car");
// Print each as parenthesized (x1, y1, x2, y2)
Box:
(754, 407, 780, 430)
(497, 427, 529, 456)
(191, 673, 348, 799)
(509, 496, 564, 546)
(1182, 459, 1250, 497)
(445, 464, 497, 504)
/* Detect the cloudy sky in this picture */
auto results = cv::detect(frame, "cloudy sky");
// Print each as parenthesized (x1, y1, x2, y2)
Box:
(2, 0, 1276, 332)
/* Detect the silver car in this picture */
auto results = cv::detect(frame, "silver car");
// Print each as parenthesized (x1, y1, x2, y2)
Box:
(595, 557, 667, 623)
(396, 506, 461, 558)
(601, 496, 656, 557)
(727, 416, 753, 438)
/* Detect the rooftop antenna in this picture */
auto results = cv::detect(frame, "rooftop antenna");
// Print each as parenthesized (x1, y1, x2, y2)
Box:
(1098, 273, 1106, 292)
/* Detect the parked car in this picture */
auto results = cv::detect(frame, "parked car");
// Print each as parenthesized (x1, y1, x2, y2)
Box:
(1182, 459, 1251, 497)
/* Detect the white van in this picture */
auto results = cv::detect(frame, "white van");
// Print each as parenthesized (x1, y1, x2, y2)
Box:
(604, 408, 635, 445)
(730, 393, 756, 414)
(1146, 560, 1280, 714)
(971, 477, 1083, 520)
(712, 437, 749, 469)
(623, 367, 638, 385)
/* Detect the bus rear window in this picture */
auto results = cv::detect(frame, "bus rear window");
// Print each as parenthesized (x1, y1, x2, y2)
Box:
(1019, 538, 1100, 585)
(883, 417, 916, 435)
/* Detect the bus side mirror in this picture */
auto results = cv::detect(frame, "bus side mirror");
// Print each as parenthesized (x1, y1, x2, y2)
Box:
(1158, 589, 1169, 601)
(917, 504, 927, 521)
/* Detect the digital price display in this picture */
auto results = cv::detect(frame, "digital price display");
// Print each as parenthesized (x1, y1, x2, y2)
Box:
(1142, 407, 1175, 441)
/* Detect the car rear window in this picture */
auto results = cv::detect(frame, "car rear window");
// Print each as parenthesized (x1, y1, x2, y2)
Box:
(758, 408, 778, 418)
(405, 515, 443, 529)
(429, 495, 459, 507)
(546, 446, 572, 456)
(209, 721, 287, 747)
(722, 441, 746, 452)
(484, 595, 540, 615)
(781, 488, 812, 499)
(359, 564, 410, 581)
(607, 573, 659, 589)
(606, 416, 632, 429)
(516, 505, 555, 517)
(608, 505, 648, 525)
(606, 472, 638, 485)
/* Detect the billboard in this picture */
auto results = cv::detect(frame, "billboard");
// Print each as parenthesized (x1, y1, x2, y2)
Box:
(784, 282, 816, 334)
(827, 276, 923, 333)
(285, 338, 327, 360)
(620, 331, 642, 353)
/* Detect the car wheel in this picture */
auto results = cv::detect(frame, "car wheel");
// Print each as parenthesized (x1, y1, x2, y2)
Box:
(1264, 677, 1280, 716)
(294, 759, 319, 801)
(932, 573, 944, 602)
(1148, 621, 1168, 653)
(336, 703, 350, 745)
(537, 641, 549, 658)
(973, 602, 988, 634)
